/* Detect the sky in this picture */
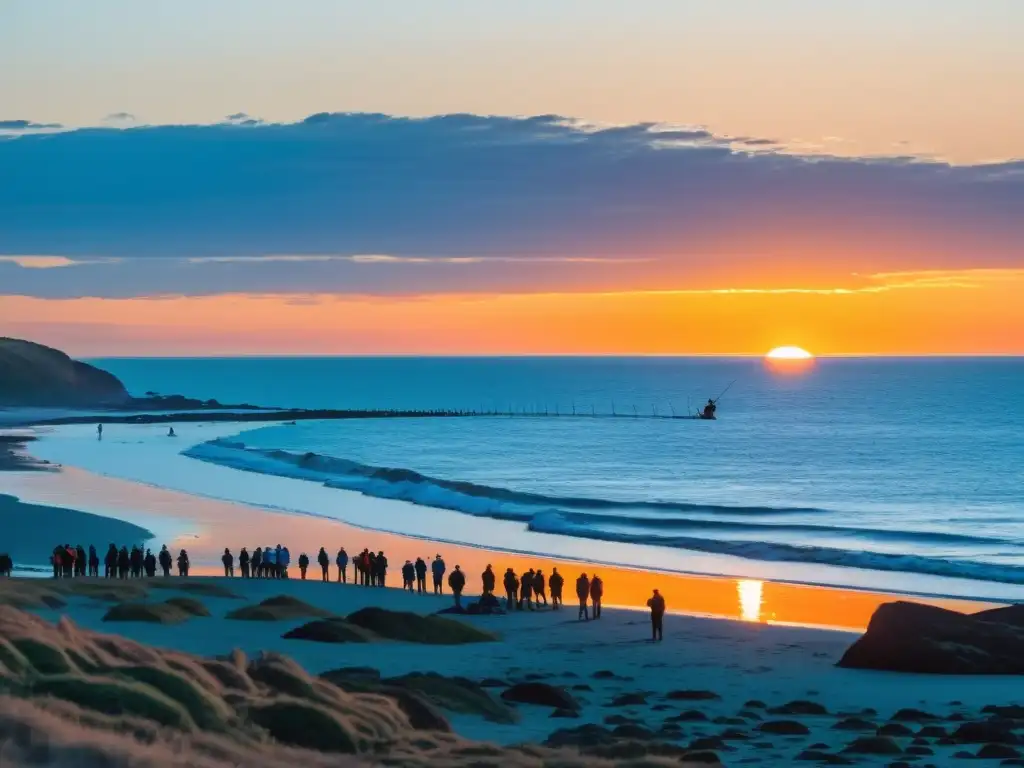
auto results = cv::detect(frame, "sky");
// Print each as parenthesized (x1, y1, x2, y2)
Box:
(2, 0, 1023, 356)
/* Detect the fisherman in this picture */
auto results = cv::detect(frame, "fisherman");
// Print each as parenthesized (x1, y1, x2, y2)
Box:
(701, 399, 717, 419)
(168, 427, 176, 437)
(647, 589, 666, 641)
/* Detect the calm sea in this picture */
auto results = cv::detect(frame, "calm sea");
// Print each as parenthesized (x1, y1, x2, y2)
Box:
(93, 357, 1024, 586)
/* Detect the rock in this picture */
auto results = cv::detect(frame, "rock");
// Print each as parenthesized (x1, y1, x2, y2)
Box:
(604, 714, 641, 726)
(717, 717, 748, 726)
(550, 708, 580, 719)
(833, 718, 877, 731)
(612, 724, 656, 740)
(0, 338, 130, 407)
(345, 607, 497, 644)
(739, 709, 763, 720)
(689, 736, 730, 751)
(592, 670, 618, 679)
(720, 729, 750, 741)
(770, 700, 828, 716)
(571, 684, 593, 692)
(978, 744, 1023, 759)
(877, 723, 915, 737)
(281, 618, 376, 643)
(917, 725, 947, 738)
(906, 745, 934, 756)
(796, 751, 853, 764)
(545, 724, 615, 748)
(888, 762, 912, 768)
(666, 710, 710, 722)
(891, 708, 941, 722)
(501, 682, 578, 710)
(757, 720, 811, 736)
(842, 736, 903, 755)
(952, 721, 1019, 744)
(227, 595, 332, 621)
(666, 690, 721, 701)
(681, 750, 722, 763)
(838, 601, 1024, 675)
(744, 700, 768, 709)
(651, 704, 673, 712)
(1001, 759, 1024, 767)
(984, 706, 1024, 719)
(479, 678, 509, 688)
(973, 605, 1024, 628)
(608, 692, 648, 707)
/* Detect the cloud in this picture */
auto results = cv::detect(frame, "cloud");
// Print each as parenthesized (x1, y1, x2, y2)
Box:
(0, 119, 62, 131)
(224, 112, 263, 126)
(0, 112, 1021, 299)
(102, 112, 137, 126)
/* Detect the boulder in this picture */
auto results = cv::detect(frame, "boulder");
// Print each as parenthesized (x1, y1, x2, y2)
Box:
(770, 700, 828, 716)
(501, 682, 578, 711)
(666, 689, 720, 701)
(841, 736, 903, 755)
(838, 601, 1024, 675)
(281, 618, 377, 643)
(757, 720, 810, 735)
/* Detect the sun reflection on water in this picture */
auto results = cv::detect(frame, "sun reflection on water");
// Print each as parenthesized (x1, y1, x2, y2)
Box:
(737, 579, 764, 622)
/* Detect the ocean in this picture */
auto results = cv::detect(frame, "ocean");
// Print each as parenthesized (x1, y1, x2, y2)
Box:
(93, 356, 1024, 589)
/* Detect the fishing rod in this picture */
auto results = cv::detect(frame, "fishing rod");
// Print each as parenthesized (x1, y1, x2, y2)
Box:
(712, 379, 736, 404)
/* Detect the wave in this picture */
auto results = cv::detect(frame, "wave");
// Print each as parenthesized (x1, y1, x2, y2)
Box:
(184, 438, 1024, 585)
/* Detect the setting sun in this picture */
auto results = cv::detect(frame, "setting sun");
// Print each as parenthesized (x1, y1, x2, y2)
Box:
(765, 346, 814, 360)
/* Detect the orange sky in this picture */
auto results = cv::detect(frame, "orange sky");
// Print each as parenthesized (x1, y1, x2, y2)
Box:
(7, 268, 1024, 356)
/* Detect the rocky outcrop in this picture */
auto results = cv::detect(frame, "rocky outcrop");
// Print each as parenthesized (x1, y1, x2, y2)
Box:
(0, 338, 129, 407)
(837, 600, 1024, 674)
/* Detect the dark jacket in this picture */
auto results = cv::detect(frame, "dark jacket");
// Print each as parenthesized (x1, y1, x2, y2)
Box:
(414, 559, 427, 578)
(590, 577, 603, 600)
(317, 549, 329, 567)
(158, 548, 172, 569)
(432, 558, 446, 580)
(336, 549, 348, 566)
(298, 553, 310, 569)
(239, 549, 250, 566)
(402, 563, 415, 581)
(534, 572, 546, 592)
(222, 551, 234, 567)
(448, 568, 466, 592)
(521, 572, 534, 596)
(575, 575, 590, 600)
(549, 571, 564, 595)
(503, 570, 519, 593)
(647, 593, 666, 616)
(481, 567, 495, 592)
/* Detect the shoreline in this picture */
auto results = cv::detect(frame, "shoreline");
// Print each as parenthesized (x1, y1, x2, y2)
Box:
(0, 424, 1008, 633)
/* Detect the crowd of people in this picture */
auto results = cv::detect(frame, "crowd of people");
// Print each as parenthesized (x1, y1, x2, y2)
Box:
(44, 540, 668, 640)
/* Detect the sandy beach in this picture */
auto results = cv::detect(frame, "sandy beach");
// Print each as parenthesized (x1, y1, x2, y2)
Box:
(1, 421, 1023, 766)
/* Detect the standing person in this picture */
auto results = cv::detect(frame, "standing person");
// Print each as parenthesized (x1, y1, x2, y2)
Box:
(336, 547, 348, 583)
(480, 564, 495, 596)
(88, 545, 99, 577)
(401, 560, 415, 592)
(432, 554, 446, 594)
(63, 545, 75, 578)
(534, 569, 547, 607)
(549, 568, 564, 609)
(357, 550, 369, 586)
(117, 546, 130, 579)
(317, 547, 330, 582)
(222, 548, 234, 577)
(51, 545, 63, 579)
(239, 547, 250, 578)
(375, 551, 388, 587)
(176, 549, 190, 577)
(144, 549, 156, 577)
(368, 552, 378, 586)
(520, 568, 535, 611)
(647, 589, 666, 641)
(129, 546, 142, 578)
(280, 546, 291, 578)
(158, 545, 172, 577)
(265, 545, 277, 579)
(414, 557, 427, 594)
(275, 545, 285, 578)
(75, 545, 87, 577)
(105, 544, 118, 579)
(589, 574, 604, 619)
(298, 552, 309, 580)
(97, 423, 103, 439)
(503, 568, 519, 611)
(252, 547, 263, 578)
(448, 565, 466, 608)
(575, 573, 591, 621)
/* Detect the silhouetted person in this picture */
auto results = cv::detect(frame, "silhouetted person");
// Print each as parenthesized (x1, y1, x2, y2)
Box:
(168, 427, 176, 437)
(298, 552, 309, 580)
(280, 546, 291, 578)
(88, 545, 99, 577)
(0, 553, 12, 577)
(275, 544, 286, 578)
(97, 423, 103, 440)
(144, 549, 156, 577)
(432, 554, 446, 594)
(105, 544, 118, 579)
(76, 545, 87, 577)
(52, 545, 64, 579)
(177, 548, 189, 577)
(62, 544, 75, 578)
(402, 560, 415, 592)
(222, 548, 234, 577)
(702, 399, 717, 419)
(549, 568, 564, 609)
(336, 547, 348, 583)
(375, 551, 387, 587)
(158, 545, 171, 577)
(521, 568, 535, 611)
(356, 549, 369, 586)
(317, 547, 330, 582)
(576, 573, 590, 621)
(590, 574, 604, 619)
(448, 565, 466, 608)
(414, 557, 427, 593)
(130, 546, 142, 578)
(481, 564, 495, 596)
(117, 546, 130, 579)
(265, 545, 277, 579)
(239, 547, 250, 578)
(368, 552, 378, 586)
(647, 589, 666, 641)
(252, 547, 263, 579)
(503, 568, 519, 611)
(534, 569, 547, 607)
